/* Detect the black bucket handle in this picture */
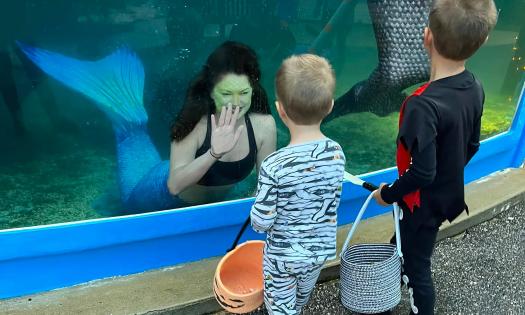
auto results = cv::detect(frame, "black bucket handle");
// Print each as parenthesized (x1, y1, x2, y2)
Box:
(227, 216, 251, 252)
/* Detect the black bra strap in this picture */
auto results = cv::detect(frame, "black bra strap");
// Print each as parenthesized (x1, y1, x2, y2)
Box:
(245, 114, 257, 156)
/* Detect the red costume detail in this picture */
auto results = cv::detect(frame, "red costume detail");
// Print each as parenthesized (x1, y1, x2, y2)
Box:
(397, 83, 430, 212)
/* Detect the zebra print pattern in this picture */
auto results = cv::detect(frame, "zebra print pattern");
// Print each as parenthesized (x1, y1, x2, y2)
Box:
(263, 254, 324, 315)
(250, 138, 346, 262)
(250, 138, 345, 313)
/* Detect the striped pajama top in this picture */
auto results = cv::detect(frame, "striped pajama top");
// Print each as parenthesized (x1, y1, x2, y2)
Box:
(250, 138, 346, 262)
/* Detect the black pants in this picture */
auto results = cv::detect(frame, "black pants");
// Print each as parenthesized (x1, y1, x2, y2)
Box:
(399, 211, 442, 315)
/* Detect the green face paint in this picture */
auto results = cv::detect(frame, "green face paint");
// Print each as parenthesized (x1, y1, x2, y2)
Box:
(211, 73, 253, 118)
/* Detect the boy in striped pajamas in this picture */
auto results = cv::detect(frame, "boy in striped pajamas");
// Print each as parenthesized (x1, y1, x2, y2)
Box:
(250, 54, 345, 315)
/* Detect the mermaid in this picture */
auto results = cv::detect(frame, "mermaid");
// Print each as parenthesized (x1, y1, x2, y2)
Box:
(18, 0, 433, 212)
(167, 42, 276, 206)
(18, 41, 276, 212)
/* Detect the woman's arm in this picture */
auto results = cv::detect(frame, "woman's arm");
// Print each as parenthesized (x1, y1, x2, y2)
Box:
(167, 132, 217, 196)
(255, 115, 277, 171)
(247, 115, 277, 197)
(167, 105, 244, 195)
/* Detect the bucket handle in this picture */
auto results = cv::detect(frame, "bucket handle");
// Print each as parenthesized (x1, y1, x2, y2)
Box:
(340, 192, 402, 258)
(227, 216, 251, 252)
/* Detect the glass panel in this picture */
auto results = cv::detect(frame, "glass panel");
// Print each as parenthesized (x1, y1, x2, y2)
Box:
(0, 0, 523, 229)
(470, 0, 525, 139)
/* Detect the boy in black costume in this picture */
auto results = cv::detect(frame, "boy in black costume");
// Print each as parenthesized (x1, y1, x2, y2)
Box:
(373, 1, 498, 314)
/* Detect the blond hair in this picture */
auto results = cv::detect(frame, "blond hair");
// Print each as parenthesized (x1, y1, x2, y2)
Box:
(275, 54, 335, 124)
(429, 0, 498, 60)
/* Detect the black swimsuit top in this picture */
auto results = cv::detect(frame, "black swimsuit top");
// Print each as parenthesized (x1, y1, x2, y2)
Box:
(195, 114, 257, 186)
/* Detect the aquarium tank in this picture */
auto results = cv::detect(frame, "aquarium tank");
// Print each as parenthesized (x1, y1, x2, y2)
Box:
(0, 0, 523, 230)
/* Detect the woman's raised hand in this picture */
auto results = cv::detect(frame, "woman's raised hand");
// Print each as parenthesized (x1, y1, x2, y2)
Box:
(210, 104, 244, 158)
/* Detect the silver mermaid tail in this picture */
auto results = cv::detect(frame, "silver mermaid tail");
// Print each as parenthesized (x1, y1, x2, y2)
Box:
(329, 0, 432, 118)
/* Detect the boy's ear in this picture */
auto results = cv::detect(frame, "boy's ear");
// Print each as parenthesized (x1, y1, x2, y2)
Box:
(424, 27, 433, 50)
(275, 100, 288, 121)
(327, 99, 334, 115)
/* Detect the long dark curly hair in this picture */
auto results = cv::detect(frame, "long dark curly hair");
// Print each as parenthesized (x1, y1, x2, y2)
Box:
(170, 41, 270, 141)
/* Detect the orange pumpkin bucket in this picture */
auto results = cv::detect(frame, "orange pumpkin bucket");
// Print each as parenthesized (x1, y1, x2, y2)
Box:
(213, 218, 265, 313)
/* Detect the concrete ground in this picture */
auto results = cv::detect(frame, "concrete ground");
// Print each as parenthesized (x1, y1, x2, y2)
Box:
(225, 200, 525, 315)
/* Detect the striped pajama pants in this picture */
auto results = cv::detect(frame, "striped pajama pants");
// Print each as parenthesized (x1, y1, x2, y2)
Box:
(263, 255, 324, 315)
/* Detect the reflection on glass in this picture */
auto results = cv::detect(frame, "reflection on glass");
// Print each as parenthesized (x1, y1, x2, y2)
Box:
(0, 0, 523, 229)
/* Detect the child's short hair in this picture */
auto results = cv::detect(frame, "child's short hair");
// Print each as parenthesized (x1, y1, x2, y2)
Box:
(275, 54, 335, 125)
(429, 0, 498, 61)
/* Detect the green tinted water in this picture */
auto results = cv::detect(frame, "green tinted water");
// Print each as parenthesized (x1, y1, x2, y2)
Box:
(0, 0, 523, 229)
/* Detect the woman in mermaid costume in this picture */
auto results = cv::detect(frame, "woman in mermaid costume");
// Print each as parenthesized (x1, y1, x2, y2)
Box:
(18, 0, 433, 213)
(18, 41, 276, 212)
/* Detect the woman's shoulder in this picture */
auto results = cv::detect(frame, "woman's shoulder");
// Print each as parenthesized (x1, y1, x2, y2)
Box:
(174, 115, 208, 146)
(249, 113, 276, 129)
(195, 115, 209, 140)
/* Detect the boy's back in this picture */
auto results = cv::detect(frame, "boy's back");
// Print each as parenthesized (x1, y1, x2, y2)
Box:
(251, 138, 345, 262)
(251, 53, 342, 314)
(395, 70, 484, 227)
(374, 1, 497, 313)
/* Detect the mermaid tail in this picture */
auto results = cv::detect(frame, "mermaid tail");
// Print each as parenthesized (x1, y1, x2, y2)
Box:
(124, 160, 181, 213)
(18, 42, 177, 211)
(327, 0, 432, 119)
(17, 42, 147, 133)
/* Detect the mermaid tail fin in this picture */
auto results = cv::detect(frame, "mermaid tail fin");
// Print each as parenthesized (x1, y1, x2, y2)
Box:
(17, 42, 147, 133)
(325, 0, 431, 118)
(17, 42, 169, 208)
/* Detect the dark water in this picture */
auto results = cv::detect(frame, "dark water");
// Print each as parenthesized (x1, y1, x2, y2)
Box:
(0, 0, 523, 229)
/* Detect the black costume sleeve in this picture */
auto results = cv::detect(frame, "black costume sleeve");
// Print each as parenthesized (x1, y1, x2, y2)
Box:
(466, 91, 483, 164)
(381, 96, 439, 204)
(466, 115, 481, 164)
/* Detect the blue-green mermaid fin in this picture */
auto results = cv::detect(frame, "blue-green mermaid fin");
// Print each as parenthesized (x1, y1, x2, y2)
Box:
(17, 42, 148, 133)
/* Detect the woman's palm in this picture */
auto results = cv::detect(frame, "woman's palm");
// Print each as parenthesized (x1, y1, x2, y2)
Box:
(211, 105, 244, 156)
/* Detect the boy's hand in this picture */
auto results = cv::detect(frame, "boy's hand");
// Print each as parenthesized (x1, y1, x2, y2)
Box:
(373, 183, 389, 206)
